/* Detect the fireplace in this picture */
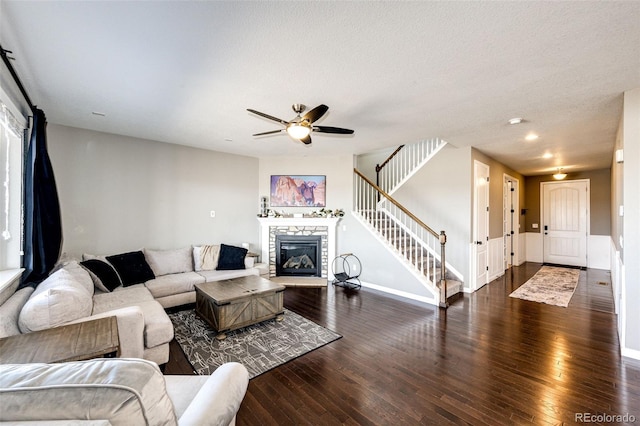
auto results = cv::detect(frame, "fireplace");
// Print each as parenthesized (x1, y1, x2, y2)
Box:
(275, 235, 322, 277)
(258, 216, 339, 282)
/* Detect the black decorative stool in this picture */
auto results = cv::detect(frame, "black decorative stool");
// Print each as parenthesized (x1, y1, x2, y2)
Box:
(331, 253, 362, 290)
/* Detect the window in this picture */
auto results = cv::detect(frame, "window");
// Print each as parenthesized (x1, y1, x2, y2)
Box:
(0, 96, 26, 272)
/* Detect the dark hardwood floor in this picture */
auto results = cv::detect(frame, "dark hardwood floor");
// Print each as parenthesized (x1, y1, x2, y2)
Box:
(165, 263, 640, 425)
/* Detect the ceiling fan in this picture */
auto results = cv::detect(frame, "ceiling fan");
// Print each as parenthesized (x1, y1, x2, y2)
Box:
(247, 104, 354, 145)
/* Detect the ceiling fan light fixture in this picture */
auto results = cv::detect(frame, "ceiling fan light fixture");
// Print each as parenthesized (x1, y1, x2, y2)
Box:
(286, 123, 311, 139)
(553, 168, 567, 180)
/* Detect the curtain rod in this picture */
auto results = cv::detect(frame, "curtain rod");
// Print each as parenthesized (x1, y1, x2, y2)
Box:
(0, 43, 36, 114)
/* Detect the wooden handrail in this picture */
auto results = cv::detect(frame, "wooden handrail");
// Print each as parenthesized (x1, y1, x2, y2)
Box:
(354, 168, 439, 238)
(375, 145, 405, 173)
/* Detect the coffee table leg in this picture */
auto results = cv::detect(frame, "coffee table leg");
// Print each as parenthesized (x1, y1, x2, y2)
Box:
(276, 313, 284, 322)
(216, 333, 227, 340)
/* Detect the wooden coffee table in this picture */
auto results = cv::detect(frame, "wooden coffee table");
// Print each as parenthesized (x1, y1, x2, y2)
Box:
(195, 275, 285, 339)
(0, 316, 119, 364)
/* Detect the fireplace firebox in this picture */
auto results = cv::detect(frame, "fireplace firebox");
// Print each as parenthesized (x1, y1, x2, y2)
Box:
(275, 235, 322, 277)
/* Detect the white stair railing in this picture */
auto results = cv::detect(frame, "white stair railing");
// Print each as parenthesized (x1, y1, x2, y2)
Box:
(354, 168, 451, 308)
(376, 138, 447, 195)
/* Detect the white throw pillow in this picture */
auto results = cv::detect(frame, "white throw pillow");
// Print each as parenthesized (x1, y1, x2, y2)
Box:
(143, 247, 193, 276)
(193, 245, 221, 271)
(18, 270, 93, 333)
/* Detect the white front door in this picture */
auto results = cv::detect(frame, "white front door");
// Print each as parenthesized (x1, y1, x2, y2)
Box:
(474, 161, 490, 289)
(542, 180, 588, 267)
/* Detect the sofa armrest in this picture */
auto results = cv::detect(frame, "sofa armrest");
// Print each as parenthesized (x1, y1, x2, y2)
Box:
(177, 362, 249, 426)
(0, 421, 112, 425)
(67, 307, 145, 359)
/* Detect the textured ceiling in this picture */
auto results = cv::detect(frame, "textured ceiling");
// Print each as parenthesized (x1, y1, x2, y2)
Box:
(1, 1, 639, 175)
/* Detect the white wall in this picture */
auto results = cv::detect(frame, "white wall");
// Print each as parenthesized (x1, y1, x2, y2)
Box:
(388, 145, 473, 288)
(48, 124, 259, 257)
(257, 155, 354, 254)
(619, 88, 640, 359)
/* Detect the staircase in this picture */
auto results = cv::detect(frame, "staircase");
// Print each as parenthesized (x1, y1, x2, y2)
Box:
(376, 137, 447, 195)
(354, 139, 463, 307)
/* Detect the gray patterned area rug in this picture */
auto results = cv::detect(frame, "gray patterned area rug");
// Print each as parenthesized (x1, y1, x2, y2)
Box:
(509, 265, 580, 307)
(168, 309, 341, 379)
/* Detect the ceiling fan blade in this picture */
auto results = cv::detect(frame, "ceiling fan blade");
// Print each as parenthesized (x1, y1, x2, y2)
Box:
(313, 126, 354, 135)
(302, 104, 329, 124)
(247, 109, 289, 125)
(300, 135, 312, 145)
(253, 129, 284, 136)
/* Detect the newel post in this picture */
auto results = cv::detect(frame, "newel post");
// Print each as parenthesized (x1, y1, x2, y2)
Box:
(439, 231, 449, 309)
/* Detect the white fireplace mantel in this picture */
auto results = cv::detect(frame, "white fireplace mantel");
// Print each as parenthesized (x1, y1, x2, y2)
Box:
(257, 217, 340, 280)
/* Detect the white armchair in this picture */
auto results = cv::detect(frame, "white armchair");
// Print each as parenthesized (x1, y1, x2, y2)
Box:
(0, 358, 249, 426)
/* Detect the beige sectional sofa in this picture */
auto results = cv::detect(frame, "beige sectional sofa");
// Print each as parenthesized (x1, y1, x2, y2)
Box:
(0, 358, 250, 425)
(0, 244, 266, 366)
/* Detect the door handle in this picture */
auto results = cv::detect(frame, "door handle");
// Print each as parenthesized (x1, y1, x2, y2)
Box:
(475, 241, 483, 245)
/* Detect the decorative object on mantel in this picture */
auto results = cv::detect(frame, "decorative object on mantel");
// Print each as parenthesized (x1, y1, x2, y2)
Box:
(331, 253, 362, 290)
(311, 208, 344, 218)
(270, 175, 326, 207)
(258, 196, 268, 217)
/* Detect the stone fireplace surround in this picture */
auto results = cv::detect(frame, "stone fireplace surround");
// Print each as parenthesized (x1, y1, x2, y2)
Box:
(257, 217, 340, 280)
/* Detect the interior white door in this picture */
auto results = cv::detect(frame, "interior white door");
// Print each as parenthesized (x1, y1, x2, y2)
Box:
(474, 161, 489, 289)
(542, 180, 588, 267)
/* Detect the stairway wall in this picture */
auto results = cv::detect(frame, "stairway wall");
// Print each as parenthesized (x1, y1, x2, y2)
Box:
(391, 144, 473, 287)
(344, 217, 438, 301)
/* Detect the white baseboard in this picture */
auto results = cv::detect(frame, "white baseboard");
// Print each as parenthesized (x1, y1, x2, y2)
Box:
(525, 232, 543, 263)
(621, 347, 640, 361)
(488, 237, 504, 281)
(359, 280, 437, 306)
(517, 233, 526, 265)
(587, 235, 611, 270)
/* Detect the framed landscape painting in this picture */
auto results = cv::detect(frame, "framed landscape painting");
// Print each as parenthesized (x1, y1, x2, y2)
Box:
(270, 175, 326, 207)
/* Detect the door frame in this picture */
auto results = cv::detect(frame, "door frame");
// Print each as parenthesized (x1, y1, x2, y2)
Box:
(541, 179, 590, 267)
(503, 174, 520, 270)
(472, 160, 490, 291)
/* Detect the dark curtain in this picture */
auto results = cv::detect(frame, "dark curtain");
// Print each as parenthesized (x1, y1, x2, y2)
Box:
(20, 108, 62, 287)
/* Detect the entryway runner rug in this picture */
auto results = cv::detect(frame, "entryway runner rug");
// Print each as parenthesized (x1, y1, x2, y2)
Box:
(168, 309, 341, 379)
(509, 265, 580, 307)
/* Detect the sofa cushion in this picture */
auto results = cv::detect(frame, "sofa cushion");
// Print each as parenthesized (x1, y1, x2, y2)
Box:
(144, 271, 205, 299)
(57, 261, 95, 296)
(0, 287, 34, 338)
(197, 267, 259, 283)
(143, 247, 193, 276)
(0, 358, 178, 426)
(18, 270, 93, 333)
(193, 245, 220, 271)
(106, 251, 155, 287)
(92, 285, 155, 313)
(134, 300, 175, 348)
(81, 259, 122, 292)
(216, 244, 247, 270)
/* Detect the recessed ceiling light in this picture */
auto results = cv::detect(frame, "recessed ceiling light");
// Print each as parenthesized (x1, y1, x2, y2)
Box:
(525, 133, 539, 141)
(508, 117, 523, 125)
(542, 152, 553, 159)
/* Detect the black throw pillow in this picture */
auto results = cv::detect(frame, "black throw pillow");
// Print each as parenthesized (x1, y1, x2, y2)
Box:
(80, 259, 122, 292)
(216, 244, 248, 270)
(106, 251, 155, 287)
